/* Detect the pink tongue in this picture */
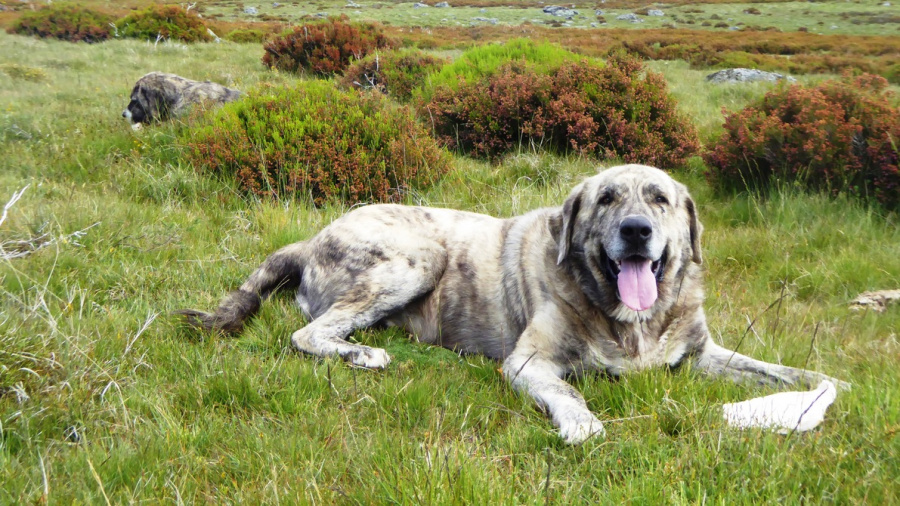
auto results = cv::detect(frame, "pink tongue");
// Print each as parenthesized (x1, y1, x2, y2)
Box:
(617, 258, 657, 311)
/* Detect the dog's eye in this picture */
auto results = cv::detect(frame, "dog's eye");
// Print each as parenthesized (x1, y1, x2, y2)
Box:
(654, 195, 668, 205)
(599, 194, 613, 205)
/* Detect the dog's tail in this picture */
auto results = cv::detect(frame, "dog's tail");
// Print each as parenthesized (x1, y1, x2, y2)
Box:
(175, 242, 307, 334)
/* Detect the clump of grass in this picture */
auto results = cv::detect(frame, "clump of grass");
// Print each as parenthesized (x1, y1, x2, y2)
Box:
(0, 63, 48, 82)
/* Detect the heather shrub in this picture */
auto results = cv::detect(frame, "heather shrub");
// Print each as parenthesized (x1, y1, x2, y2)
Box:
(116, 5, 211, 43)
(262, 16, 397, 76)
(424, 54, 700, 167)
(7, 3, 114, 43)
(339, 49, 447, 102)
(182, 81, 450, 204)
(704, 74, 900, 210)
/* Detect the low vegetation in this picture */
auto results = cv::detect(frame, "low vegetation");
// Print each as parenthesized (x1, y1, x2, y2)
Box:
(223, 27, 269, 43)
(115, 4, 211, 43)
(394, 26, 900, 84)
(706, 74, 900, 209)
(339, 49, 447, 102)
(425, 47, 699, 166)
(6, 3, 115, 43)
(183, 81, 450, 204)
(262, 16, 397, 76)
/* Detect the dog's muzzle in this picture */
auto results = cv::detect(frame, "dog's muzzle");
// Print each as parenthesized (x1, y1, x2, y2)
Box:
(600, 215, 667, 312)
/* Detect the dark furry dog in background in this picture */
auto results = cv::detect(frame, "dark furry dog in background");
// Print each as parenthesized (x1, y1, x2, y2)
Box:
(122, 72, 240, 128)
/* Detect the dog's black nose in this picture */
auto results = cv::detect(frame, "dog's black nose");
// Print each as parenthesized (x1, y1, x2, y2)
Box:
(620, 215, 653, 244)
(122, 111, 127, 118)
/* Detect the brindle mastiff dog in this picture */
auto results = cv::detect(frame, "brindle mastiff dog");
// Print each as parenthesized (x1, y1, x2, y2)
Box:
(178, 164, 845, 444)
(122, 72, 240, 126)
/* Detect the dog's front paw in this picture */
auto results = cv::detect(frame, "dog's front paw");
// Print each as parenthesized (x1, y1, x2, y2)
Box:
(558, 413, 605, 445)
(349, 346, 391, 369)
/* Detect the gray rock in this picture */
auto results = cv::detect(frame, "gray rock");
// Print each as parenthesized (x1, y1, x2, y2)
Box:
(543, 5, 578, 17)
(346, 1, 362, 7)
(595, 9, 604, 15)
(616, 13, 643, 23)
(706, 68, 796, 84)
(435, 2, 450, 6)
(647, 9, 664, 16)
(414, 2, 430, 7)
(244, 6, 258, 15)
(729, 26, 740, 30)
(473, 16, 499, 24)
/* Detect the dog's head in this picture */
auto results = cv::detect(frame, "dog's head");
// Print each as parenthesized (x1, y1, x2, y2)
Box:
(557, 164, 702, 321)
(122, 74, 168, 125)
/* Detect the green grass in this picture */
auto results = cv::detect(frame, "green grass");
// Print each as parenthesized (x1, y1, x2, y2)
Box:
(1, 30, 899, 503)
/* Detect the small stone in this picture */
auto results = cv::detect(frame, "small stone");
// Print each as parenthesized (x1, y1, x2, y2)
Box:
(706, 68, 796, 84)
(543, 5, 578, 17)
(647, 9, 664, 16)
(616, 13, 643, 23)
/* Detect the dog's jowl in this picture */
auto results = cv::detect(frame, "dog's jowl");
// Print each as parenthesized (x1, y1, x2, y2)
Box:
(178, 164, 845, 444)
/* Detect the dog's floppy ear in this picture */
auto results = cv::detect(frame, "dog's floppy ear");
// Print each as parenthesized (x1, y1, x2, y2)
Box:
(138, 85, 165, 120)
(685, 195, 703, 264)
(557, 182, 585, 265)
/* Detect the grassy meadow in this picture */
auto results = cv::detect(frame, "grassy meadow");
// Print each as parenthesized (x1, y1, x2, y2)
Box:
(199, 0, 899, 36)
(1, 17, 900, 506)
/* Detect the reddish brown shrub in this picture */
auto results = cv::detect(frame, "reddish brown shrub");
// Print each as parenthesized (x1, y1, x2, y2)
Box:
(262, 16, 398, 76)
(424, 54, 700, 167)
(338, 49, 447, 102)
(704, 74, 900, 209)
(182, 81, 450, 204)
(7, 3, 114, 43)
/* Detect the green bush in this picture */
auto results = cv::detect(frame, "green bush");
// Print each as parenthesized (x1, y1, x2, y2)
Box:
(262, 16, 397, 76)
(116, 5, 211, 43)
(182, 81, 450, 204)
(339, 49, 447, 102)
(704, 74, 900, 210)
(224, 28, 269, 44)
(6, 3, 114, 43)
(418, 39, 589, 102)
(424, 53, 700, 167)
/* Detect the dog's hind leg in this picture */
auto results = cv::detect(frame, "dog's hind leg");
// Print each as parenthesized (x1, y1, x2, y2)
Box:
(291, 253, 446, 369)
(176, 242, 306, 333)
(695, 341, 850, 390)
(290, 308, 393, 369)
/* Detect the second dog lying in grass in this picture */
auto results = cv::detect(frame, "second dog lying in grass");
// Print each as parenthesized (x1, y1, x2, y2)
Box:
(122, 72, 240, 129)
